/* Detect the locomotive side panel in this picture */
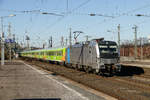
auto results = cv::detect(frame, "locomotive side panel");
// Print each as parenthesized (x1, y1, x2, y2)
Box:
(70, 46, 83, 65)
(83, 44, 97, 67)
(82, 45, 89, 66)
(67, 43, 98, 69)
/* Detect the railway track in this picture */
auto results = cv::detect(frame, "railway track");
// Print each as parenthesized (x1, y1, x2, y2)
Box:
(22, 58, 150, 100)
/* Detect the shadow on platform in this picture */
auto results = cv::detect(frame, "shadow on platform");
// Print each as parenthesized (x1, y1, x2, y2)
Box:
(116, 65, 144, 76)
(13, 98, 61, 100)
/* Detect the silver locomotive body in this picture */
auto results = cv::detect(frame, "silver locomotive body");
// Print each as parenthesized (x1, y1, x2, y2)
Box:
(65, 38, 121, 75)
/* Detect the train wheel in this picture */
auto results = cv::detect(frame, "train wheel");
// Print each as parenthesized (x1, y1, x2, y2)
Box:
(85, 69, 90, 73)
(75, 64, 78, 70)
(85, 67, 92, 73)
(108, 67, 114, 77)
(93, 69, 98, 75)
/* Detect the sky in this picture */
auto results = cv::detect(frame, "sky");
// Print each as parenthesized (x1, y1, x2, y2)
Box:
(0, 0, 150, 47)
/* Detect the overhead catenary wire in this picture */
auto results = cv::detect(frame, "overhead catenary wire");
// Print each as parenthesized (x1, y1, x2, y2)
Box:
(2, 1, 150, 47)
(36, 0, 92, 35)
(90, 3, 150, 29)
(88, 3, 150, 41)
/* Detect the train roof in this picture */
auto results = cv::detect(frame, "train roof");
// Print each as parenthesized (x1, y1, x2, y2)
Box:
(21, 47, 66, 53)
(92, 38, 104, 41)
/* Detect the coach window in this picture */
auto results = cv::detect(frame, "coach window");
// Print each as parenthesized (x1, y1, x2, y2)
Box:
(58, 51, 61, 56)
(56, 51, 57, 56)
(45, 52, 47, 55)
(54, 51, 56, 56)
(58, 51, 59, 56)
(58, 51, 60, 56)
(59, 51, 61, 56)
(57, 51, 59, 56)
(61, 50, 63, 56)
(55, 51, 57, 56)
(61, 51, 63, 56)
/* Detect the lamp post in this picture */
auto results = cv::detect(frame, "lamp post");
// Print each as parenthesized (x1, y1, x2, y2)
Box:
(0, 14, 16, 66)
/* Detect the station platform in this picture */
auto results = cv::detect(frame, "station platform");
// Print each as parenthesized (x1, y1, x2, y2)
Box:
(0, 61, 114, 100)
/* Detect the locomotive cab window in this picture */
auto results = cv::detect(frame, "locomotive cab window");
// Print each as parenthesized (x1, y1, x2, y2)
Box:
(99, 41, 118, 58)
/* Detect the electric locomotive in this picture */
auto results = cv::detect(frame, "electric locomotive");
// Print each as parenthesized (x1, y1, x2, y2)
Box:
(65, 38, 121, 75)
(20, 38, 121, 76)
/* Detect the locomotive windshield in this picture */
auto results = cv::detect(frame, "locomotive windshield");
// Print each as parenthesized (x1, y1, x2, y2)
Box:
(99, 45, 117, 53)
(98, 41, 118, 58)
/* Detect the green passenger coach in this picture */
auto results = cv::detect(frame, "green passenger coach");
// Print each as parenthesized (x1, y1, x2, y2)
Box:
(20, 47, 66, 62)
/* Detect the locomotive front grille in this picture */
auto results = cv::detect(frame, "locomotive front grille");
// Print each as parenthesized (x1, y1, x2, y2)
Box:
(100, 58, 118, 64)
